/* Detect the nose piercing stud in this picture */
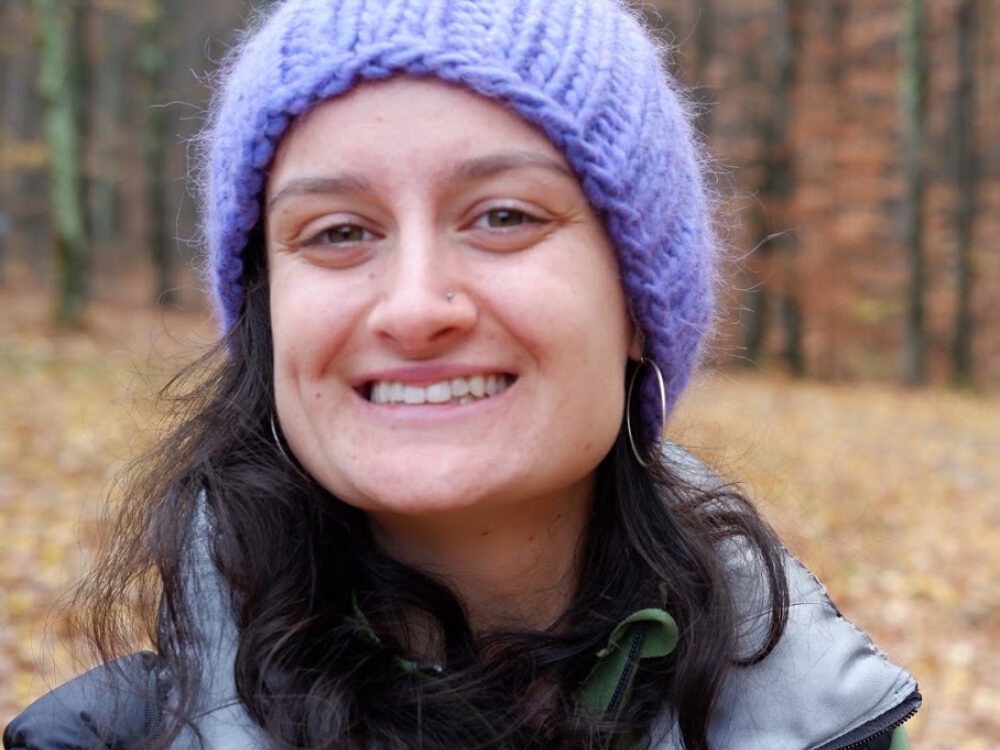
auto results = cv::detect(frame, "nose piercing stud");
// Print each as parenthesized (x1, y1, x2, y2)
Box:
(445, 291, 455, 302)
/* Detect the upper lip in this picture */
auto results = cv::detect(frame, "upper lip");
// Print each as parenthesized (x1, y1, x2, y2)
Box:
(353, 364, 517, 390)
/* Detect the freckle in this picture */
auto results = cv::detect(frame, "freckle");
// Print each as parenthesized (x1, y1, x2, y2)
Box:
(368, 272, 375, 281)
(481, 530, 490, 537)
(528, 535, 535, 542)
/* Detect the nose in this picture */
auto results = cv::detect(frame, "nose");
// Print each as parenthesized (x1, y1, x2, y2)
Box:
(367, 234, 477, 355)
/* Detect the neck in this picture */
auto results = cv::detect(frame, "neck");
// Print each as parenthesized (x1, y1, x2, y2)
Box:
(369, 478, 593, 634)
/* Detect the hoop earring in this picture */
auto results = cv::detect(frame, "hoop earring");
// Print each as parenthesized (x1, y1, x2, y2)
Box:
(269, 413, 294, 466)
(626, 357, 667, 468)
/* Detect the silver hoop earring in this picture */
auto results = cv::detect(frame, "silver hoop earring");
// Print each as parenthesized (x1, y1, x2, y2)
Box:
(269, 413, 294, 465)
(626, 357, 667, 468)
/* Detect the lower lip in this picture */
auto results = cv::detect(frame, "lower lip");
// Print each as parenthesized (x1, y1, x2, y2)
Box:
(354, 382, 516, 424)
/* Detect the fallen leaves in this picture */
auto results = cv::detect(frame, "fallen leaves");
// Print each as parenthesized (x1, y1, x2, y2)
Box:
(2, 287, 998, 748)
(0, 287, 212, 714)
(671, 371, 1000, 748)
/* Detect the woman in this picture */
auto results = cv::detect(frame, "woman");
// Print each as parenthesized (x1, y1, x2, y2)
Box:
(4, 1, 920, 748)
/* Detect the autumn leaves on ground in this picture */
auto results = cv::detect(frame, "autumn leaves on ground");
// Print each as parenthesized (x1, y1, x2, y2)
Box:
(1, 286, 998, 748)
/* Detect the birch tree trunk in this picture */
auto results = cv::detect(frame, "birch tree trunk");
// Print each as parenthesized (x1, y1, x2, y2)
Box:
(35, 0, 88, 324)
(900, 0, 927, 385)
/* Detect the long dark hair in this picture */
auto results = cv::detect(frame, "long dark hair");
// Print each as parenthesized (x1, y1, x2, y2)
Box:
(79, 236, 788, 750)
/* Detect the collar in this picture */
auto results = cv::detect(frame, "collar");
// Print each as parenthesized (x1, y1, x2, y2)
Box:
(648, 550, 920, 749)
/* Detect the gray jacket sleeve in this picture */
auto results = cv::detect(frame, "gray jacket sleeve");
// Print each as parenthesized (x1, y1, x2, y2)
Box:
(2, 652, 166, 750)
(3, 496, 272, 750)
(160, 495, 273, 749)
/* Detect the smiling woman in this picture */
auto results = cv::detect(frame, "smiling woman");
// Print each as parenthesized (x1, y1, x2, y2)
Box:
(4, 1, 919, 749)
(267, 79, 639, 631)
(268, 81, 635, 535)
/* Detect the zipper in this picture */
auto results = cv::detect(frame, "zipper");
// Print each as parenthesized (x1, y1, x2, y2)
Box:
(605, 622, 647, 717)
(142, 658, 169, 744)
(820, 688, 922, 750)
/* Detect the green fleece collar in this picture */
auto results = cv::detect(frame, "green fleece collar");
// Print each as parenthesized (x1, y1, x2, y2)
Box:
(576, 608, 679, 716)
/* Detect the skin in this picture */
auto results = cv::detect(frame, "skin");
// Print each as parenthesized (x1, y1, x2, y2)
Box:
(266, 77, 639, 632)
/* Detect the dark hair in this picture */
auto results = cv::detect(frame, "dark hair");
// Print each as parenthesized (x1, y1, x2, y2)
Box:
(79, 237, 788, 750)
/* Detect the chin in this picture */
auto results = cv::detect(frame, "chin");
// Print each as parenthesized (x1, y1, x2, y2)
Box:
(325, 464, 493, 516)
(372, 493, 485, 518)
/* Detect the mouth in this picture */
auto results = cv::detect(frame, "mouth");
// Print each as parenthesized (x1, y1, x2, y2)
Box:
(364, 373, 516, 406)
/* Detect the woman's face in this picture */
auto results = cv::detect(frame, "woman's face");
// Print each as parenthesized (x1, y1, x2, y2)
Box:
(266, 77, 638, 523)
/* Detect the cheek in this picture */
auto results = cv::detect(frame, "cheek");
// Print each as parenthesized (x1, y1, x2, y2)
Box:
(499, 265, 631, 412)
(270, 281, 313, 379)
(269, 266, 359, 386)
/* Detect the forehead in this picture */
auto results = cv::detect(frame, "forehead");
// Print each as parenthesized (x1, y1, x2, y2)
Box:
(266, 76, 572, 194)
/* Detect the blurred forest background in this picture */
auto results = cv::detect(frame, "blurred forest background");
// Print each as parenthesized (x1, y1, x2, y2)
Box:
(1, 0, 999, 382)
(1, 0, 998, 748)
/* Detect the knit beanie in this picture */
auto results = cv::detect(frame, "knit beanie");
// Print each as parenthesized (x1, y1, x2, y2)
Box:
(202, 0, 716, 442)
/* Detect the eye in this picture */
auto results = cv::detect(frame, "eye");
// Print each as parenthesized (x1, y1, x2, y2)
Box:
(475, 207, 540, 230)
(305, 223, 375, 246)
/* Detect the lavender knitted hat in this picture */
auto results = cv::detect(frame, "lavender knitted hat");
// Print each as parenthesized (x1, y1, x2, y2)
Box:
(202, 0, 715, 440)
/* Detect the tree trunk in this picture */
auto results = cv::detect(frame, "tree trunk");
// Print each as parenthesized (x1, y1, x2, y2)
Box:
(35, 0, 88, 325)
(694, 0, 715, 137)
(72, 0, 92, 241)
(770, 0, 803, 375)
(951, 0, 977, 386)
(139, 0, 175, 306)
(780, 294, 805, 376)
(742, 0, 801, 373)
(741, 280, 768, 367)
(0, 1, 9, 281)
(899, 0, 927, 385)
(3, 0, 48, 280)
(91, 5, 124, 244)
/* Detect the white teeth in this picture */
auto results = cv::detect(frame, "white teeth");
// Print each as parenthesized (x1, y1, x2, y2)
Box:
(368, 374, 512, 405)
(371, 382, 390, 405)
(450, 377, 470, 397)
(403, 385, 426, 405)
(469, 374, 485, 398)
(426, 382, 452, 404)
(391, 382, 405, 403)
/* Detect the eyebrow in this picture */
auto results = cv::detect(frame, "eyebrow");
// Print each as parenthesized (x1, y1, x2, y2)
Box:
(450, 151, 575, 183)
(267, 174, 371, 211)
(266, 151, 576, 211)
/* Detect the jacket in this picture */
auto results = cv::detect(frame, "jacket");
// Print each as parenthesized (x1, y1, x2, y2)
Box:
(4, 448, 920, 749)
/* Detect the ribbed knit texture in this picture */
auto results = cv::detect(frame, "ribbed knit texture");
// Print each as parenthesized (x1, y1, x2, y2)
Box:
(202, 0, 716, 440)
